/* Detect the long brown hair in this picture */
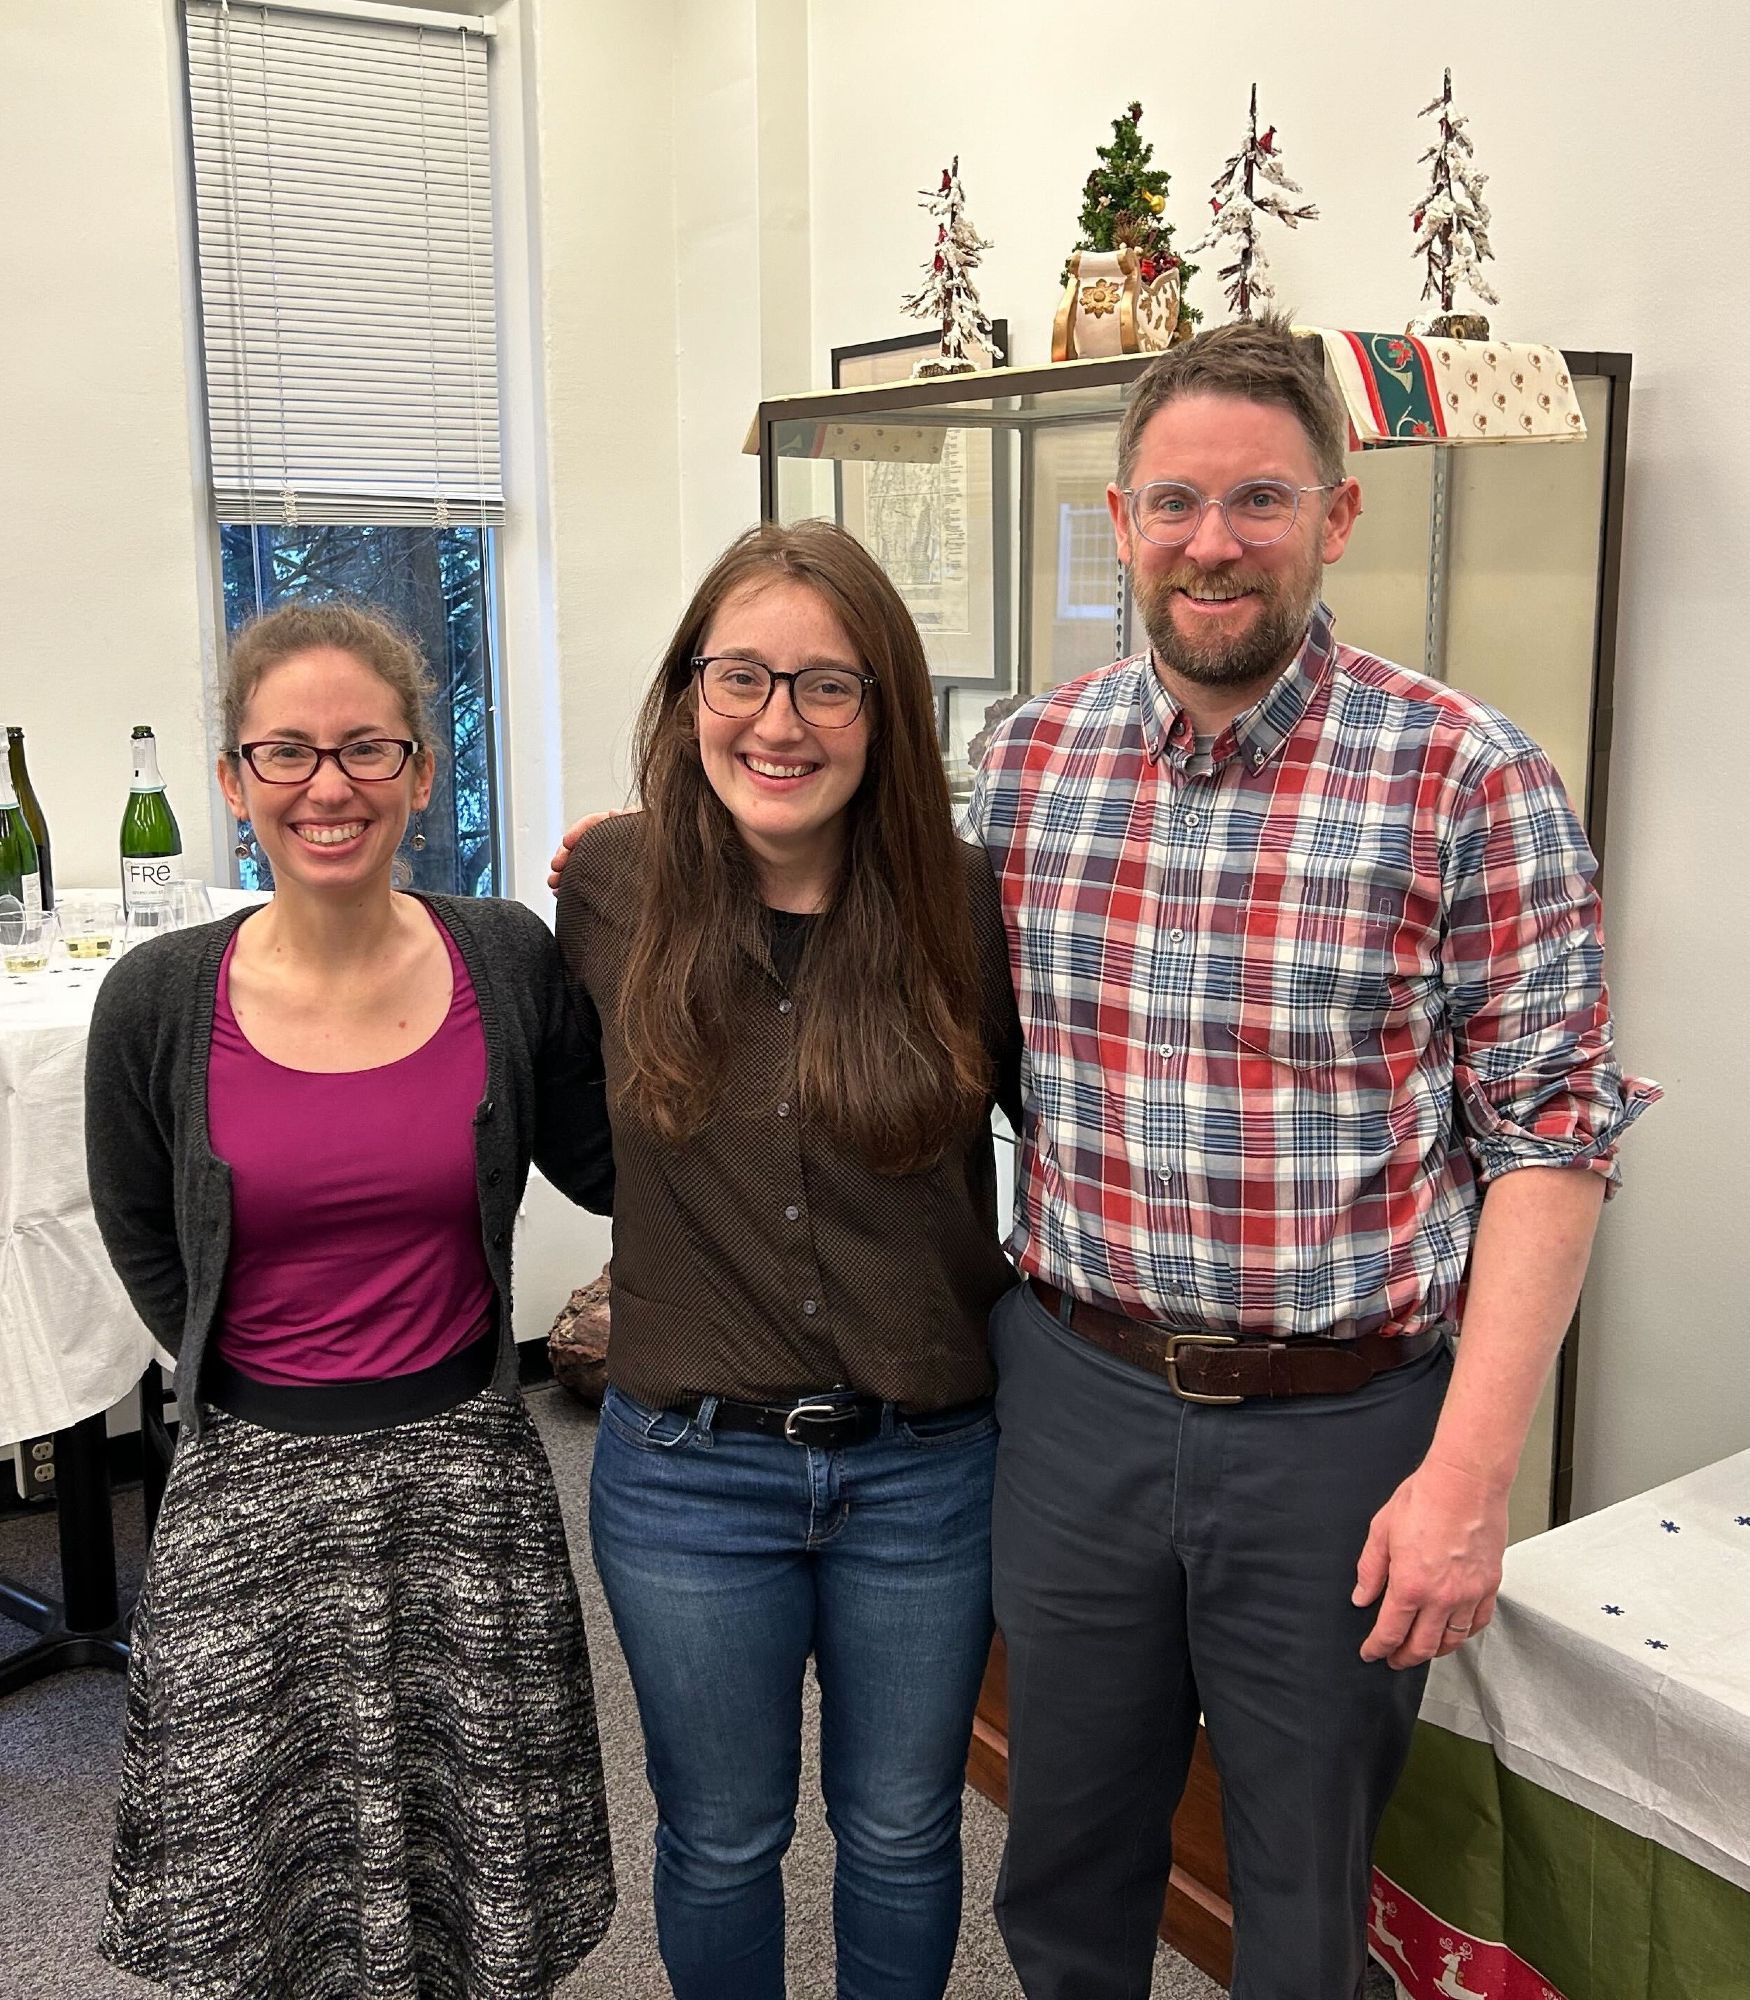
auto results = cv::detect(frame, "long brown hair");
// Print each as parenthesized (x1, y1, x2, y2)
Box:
(617, 521, 989, 1174)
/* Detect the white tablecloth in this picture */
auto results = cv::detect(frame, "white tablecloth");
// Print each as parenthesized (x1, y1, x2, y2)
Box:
(0, 893, 262, 1446)
(1417, 1447, 1750, 1893)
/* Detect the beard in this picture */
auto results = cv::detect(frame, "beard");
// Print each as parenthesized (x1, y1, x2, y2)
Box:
(1132, 552, 1323, 691)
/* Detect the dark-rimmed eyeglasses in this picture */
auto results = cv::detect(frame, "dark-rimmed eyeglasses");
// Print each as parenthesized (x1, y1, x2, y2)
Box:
(1122, 479, 1340, 549)
(235, 738, 420, 784)
(692, 657, 876, 729)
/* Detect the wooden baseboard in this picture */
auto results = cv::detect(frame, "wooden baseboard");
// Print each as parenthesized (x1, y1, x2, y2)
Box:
(965, 1634, 1235, 1989)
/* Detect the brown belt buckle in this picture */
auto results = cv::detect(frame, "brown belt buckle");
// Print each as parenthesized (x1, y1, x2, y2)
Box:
(1163, 1331, 1243, 1405)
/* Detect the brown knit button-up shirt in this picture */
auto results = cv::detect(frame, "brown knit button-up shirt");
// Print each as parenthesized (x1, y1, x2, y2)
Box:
(555, 814, 1021, 1412)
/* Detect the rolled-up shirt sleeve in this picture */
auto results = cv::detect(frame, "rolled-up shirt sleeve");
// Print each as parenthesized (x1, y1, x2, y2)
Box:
(1442, 747, 1659, 1190)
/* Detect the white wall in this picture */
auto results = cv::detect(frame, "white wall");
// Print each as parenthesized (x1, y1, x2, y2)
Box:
(803, 0, 1747, 1511)
(8, 0, 1741, 1502)
(2, 0, 217, 889)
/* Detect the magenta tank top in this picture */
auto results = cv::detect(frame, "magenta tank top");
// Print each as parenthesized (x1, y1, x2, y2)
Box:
(207, 906, 495, 1386)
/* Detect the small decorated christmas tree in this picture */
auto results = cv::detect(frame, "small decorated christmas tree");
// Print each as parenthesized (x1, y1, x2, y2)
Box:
(1193, 85, 1318, 320)
(1069, 100, 1200, 334)
(1410, 68, 1498, 336)
(901, 156, 996, 377)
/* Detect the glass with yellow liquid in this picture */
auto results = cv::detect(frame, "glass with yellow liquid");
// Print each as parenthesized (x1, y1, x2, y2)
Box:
(1, 903, 55, 975)
(59, 893, 119, 961)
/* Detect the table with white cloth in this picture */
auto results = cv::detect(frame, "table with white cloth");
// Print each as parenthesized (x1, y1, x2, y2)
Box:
(1, 957, 172, 1448)
(1, 901, 263, 1693)
(1369, 1448, 1750, 2000)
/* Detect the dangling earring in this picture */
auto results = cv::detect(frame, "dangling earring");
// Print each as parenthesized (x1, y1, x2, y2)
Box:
(233, 818, 255, 861)
(409, 814, 428, 853)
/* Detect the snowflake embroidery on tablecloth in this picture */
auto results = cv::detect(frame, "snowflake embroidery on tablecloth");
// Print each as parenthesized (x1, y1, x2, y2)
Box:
(1660, 1520, 1680, 1533)
(1602, 1605, 1623, 1615)
(1646, 1639, 1669, 1650)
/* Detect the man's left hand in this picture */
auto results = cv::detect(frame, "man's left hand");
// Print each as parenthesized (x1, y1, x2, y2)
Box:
(1353, 1455, 1508, 1669)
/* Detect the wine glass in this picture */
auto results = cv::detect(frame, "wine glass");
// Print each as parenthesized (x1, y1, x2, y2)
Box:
(59, 892, 120, 960)
(122, 896, 175, 953)
(1, 901, 55, 975)
(170, 881, 216, 929)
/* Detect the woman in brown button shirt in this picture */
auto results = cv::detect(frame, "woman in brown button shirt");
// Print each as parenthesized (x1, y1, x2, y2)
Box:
(555, 521, 1020, 2000)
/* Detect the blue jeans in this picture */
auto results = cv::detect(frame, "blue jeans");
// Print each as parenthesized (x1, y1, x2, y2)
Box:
(588, 1385, 998, 2000)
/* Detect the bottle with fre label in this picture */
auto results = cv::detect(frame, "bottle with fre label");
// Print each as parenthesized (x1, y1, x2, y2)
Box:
(5, 728, 52, 913)
(0, 756, 44, 922)
(120, 725, 183, 913)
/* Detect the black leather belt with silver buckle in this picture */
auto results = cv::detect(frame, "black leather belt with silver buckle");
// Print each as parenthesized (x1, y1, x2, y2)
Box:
(676, 1394, 886, 1448)
(1028, 1279, 1442, 1403)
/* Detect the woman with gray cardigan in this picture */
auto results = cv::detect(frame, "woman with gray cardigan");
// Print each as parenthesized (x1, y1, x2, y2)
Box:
(84, 601, 616, 1999)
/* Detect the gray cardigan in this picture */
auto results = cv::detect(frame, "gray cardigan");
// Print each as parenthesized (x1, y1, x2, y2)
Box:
(84, 894, 613, 1437)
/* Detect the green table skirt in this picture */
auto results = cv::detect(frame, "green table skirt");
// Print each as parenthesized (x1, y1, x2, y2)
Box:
(1370, 1722, 1749, 2000)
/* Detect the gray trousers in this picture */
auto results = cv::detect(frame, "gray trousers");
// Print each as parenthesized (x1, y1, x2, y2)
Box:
(989, 1279, 1451, 2000)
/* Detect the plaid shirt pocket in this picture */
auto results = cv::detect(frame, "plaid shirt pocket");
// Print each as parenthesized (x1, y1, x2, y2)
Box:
(1222, 855, 1418, 1074)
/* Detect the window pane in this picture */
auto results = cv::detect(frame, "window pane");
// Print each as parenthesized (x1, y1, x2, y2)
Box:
(219, 524, 499, 897)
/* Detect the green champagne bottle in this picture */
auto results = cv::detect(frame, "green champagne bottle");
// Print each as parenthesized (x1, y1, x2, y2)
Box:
(120, 725, 183, 913)
(6, 726, 53, 913)
(0, 756, 44, 922)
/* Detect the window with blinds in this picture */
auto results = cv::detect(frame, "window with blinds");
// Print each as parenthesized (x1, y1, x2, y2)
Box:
(185, 0, 502, 527)
(185, 0, 506, 899)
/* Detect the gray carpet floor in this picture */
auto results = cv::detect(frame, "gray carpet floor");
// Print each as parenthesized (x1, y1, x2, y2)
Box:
(0, 1385, 1229, 1998)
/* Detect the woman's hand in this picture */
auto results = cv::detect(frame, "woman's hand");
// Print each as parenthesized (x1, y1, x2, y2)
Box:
(548, 811, 621, 892)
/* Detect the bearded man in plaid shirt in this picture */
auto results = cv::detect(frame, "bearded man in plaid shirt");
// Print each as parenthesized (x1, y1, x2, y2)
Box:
(966, 317, 1656, 2000)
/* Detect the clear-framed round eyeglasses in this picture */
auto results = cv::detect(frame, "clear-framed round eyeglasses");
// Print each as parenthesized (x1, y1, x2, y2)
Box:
(692, 657, 877, 729)
(1122, 478, 1340, 549)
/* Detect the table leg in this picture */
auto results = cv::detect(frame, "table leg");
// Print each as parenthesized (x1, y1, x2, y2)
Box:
(0, 1411, 131, 1698)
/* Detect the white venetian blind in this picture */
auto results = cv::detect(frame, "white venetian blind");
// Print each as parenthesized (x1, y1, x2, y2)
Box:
(185, 0, 502, 526)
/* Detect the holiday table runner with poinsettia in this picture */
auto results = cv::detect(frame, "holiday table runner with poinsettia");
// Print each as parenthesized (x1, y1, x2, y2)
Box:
(1370, 1449, 1750, 2000)
(1309, 328, 1587, 446)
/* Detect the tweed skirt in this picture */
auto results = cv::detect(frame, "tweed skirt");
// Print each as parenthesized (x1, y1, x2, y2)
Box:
(99, 1388, 615, 1998)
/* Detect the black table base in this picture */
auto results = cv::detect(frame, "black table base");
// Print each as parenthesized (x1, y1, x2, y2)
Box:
(0, 1380, 168, 1698)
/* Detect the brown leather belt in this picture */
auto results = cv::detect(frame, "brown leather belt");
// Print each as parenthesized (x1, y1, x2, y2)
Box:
(1027, 1279, 1443, 1403)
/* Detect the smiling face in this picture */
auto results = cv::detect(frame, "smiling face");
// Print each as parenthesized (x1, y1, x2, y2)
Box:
(217, 645, 433, 899)
(693, 577, 871, 897)
(1108, 391, 1360, 700)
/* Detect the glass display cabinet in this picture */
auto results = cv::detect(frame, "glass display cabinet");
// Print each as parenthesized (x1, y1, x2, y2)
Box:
(753, 347, 1632, 1541)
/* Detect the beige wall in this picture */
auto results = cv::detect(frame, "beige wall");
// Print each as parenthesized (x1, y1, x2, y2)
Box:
(803, 0, 1747, 1511)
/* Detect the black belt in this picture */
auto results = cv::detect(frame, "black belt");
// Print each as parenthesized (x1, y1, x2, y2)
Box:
(1028, 1280, 1443, 1403)
(675, 1392, 984, 1449)
(201, 1319, 497, 1436)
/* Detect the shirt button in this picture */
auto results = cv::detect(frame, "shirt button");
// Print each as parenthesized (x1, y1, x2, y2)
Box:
(784, 1205, 800, 1221)
(778, 998, 793, 1015)
(1168, 927, 1185, 943)
(777, 1102, 791, 1118)
(1155, 1168, 1172, 1187)
(488, 1167, 502, 1185)
(1158, 1043, 1174, 1059)
(1183, 811, 1200, 826)
(803, 1298, 819, 1316)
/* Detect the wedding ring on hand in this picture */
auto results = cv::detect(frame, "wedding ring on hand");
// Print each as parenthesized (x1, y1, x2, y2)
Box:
(1444, 1620, 1473, 1634)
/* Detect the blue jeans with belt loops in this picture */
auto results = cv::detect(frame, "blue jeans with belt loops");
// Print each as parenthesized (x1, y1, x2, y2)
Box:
(588, 1383, 998, 2000)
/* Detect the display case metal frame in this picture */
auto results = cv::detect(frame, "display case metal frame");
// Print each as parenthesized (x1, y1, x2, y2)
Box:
(756, 346, 1633, 1532)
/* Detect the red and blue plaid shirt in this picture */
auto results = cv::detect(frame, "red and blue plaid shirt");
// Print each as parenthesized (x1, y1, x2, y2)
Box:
(965, 604, 1658, 1340)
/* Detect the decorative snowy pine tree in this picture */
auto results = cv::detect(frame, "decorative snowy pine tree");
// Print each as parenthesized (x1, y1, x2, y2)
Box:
(901, 156, 997, 377)
(1192, 84, 1318, 320)
(1069, 100, 1200, 332)
(1410, 68, 1498, 336)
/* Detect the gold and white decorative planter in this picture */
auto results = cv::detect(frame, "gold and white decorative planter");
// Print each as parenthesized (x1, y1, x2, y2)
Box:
(1051, 249, 1181, 362)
